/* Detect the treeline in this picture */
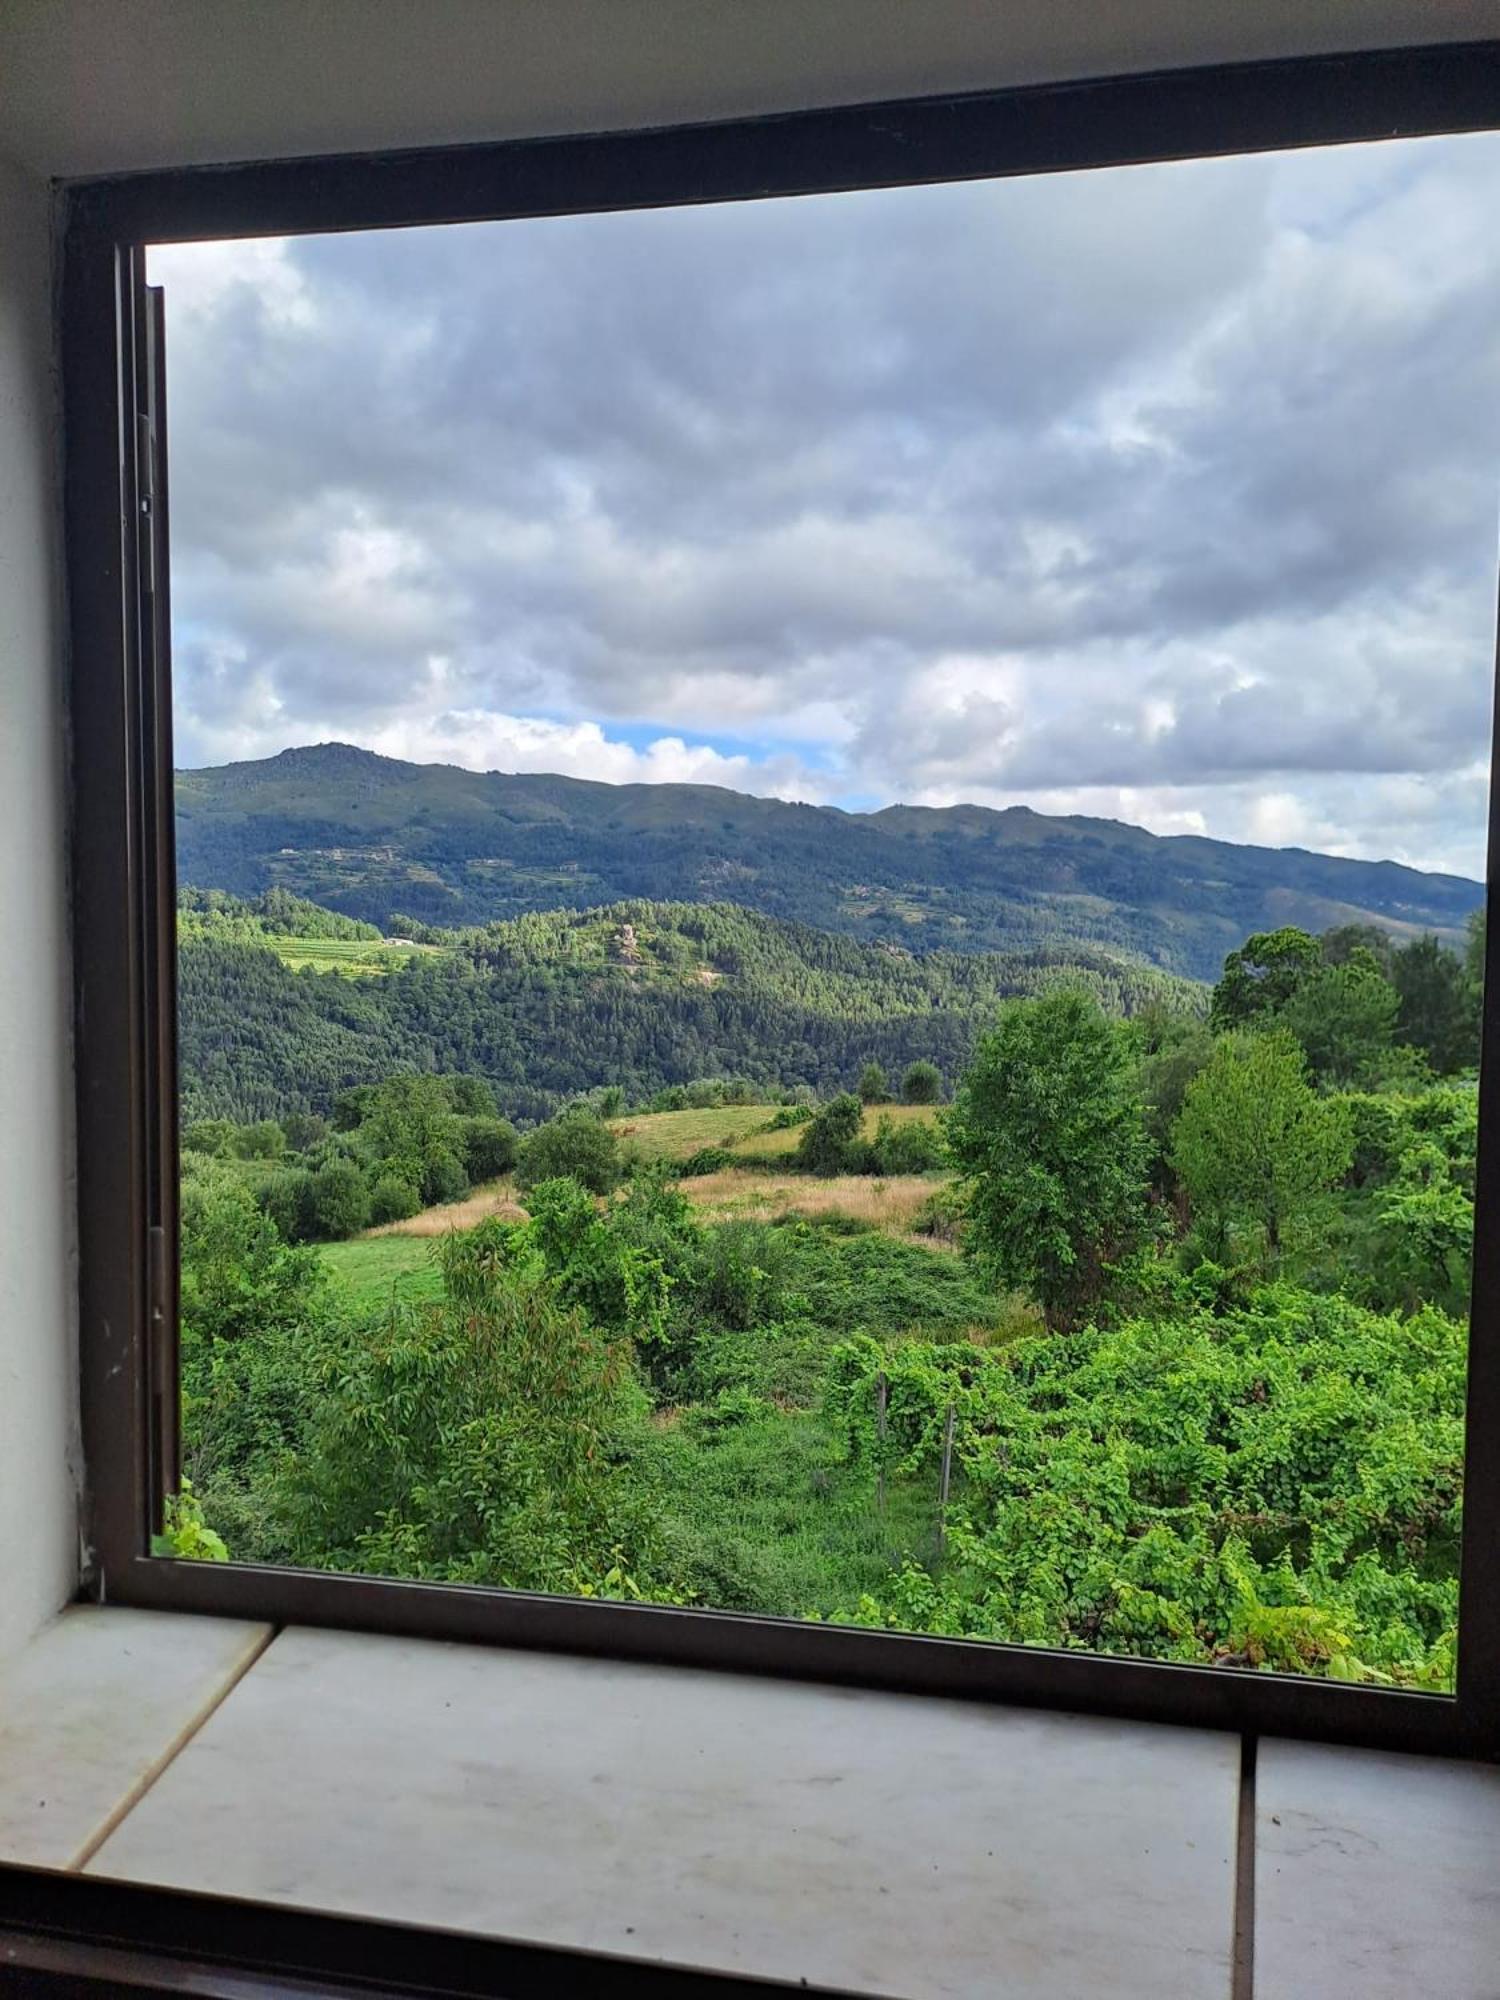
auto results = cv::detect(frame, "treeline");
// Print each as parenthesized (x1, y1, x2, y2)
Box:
(178, 894, 1199, 1124)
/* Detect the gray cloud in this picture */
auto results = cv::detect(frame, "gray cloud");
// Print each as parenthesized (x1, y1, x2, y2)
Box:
(151, 129, 1500, 876)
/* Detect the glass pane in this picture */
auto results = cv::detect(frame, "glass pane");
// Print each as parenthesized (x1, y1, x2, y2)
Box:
(153, 129, 1497, 1690)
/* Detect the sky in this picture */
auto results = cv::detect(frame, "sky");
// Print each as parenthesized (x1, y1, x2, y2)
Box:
(151, 131, 1500, 880)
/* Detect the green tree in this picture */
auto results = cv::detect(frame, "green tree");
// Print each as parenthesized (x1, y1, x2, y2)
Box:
(1210, 928, 1321, 1030)
(181, 1162, 326, 1347)
(1370, 1143, 1473, 1315)
(1321, 923, 1394, 974)
(278, 1220, 652, 1593)
(515, 1108, 622, 1195)
(900, 1060, 943, 1104)
(796, 1093, 864, 1176)
(857, 1061, 889, 1105)
(1280, 955, 1399, 1088)
(946, 990, 1152, 1330)
(1171, 1032, 1353, 1257)
(1392, 935, 1477, 1075)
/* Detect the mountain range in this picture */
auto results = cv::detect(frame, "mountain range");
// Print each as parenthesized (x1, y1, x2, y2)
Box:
(176, 743, 1484, 982)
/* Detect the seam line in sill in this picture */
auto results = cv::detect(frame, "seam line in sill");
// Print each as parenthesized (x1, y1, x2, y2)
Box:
(1232, 1732, 1258, 2000)
(68, 1620, 282, 1872)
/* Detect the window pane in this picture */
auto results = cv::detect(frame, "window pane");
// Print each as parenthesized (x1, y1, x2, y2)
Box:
(153, 130, 1497, 1689)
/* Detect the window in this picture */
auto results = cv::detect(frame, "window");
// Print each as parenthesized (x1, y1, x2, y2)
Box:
(66, 42, 1500, 1756)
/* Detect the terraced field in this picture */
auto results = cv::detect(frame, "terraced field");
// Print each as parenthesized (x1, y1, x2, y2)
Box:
(266, 933, 444, 977)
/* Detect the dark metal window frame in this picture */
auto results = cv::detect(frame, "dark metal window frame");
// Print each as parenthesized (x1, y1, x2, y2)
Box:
(63, 38, 1500, 1761)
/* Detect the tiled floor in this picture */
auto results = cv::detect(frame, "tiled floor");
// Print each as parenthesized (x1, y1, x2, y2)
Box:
(3, 1608, 1498, 1997)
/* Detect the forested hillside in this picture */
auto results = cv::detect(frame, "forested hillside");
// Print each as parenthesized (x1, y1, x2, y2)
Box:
(176, 744, 1483, 980)
(179, 893, 1198, 1124)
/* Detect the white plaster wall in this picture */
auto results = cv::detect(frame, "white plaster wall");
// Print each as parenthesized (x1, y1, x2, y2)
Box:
(0, 151, 79, 1661)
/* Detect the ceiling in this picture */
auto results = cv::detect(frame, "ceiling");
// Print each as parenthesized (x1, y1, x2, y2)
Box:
(2, 0, 1497, 182)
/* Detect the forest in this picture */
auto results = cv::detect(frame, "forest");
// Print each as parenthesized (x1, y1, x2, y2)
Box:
(172, 886, 1484, 1689)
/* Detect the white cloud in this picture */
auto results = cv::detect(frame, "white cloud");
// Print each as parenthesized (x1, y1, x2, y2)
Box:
(156, 131, 1500, 880)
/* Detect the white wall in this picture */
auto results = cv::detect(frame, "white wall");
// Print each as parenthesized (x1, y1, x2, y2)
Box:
(0, 151, 80, 1661)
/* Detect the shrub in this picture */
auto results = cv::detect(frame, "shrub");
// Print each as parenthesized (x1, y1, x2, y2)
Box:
(796, 1094, 864, 1176)
(900, 1061, 943, 1105)
(516, 1109, 622, 1195)
(871, 1114, 945, 1175)
(259, 1167, 314, 1243)
(679, 1146, 741, 1177)
(369, 1173, 422, 1225)
(421, 1148, 470, 1207)
(302, 1159, 371, 1240)
(460, 1115, 519, 1182)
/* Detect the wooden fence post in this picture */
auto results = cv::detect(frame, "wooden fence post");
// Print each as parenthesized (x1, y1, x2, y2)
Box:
(875, 1371, 888, 1516)
(937, 1402, 956, 1553)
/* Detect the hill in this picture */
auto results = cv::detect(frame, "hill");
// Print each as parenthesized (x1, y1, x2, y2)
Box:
(177, 895, 1198, 1124)
(175, 743, 1484, 981)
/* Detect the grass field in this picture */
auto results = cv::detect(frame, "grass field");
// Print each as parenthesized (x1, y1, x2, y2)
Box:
(608, 1105, 781, 1161)
(266, 934, 443, 978)
(732, 1100, 942, 1160)
(319, 1233, 442, 1309)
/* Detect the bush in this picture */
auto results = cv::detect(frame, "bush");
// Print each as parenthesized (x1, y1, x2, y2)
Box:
(796, 1094, 864, 1176)
(302, 1159, 371, 1240)
(764, 1104, 814, 1131)
(421, 1148, 470, 1207)
(259, 1168, 314, 1243)
(369, 1173, 421, 1226)
(871, 1114, 946, 1175)
(516, 1109, 622, 1195)
(679, 1146, 741, 1177)
(901, 1061, 943, 1105)
(460, 1115, 519, 1182)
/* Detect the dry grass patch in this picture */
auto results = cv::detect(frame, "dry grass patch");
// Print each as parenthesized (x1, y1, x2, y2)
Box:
(367, 1176, 528, 1237)
(679, 1168, 953, 1246)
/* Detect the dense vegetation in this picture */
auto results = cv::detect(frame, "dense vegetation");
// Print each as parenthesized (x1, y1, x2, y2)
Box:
(177, 742, 1483, 980)
(174, 871, 1483, 1689)
(179, 893, 1199, 1124)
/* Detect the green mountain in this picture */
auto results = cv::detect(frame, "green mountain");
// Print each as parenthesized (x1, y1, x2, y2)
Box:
(178, 896, 1198, 1124)
(176, 743, 1483, 982)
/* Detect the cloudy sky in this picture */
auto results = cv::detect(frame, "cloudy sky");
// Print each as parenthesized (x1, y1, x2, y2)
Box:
(152, 131, 1500, 879)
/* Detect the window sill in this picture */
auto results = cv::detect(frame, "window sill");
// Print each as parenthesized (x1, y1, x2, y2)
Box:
(2, 1606, 1496, 1998)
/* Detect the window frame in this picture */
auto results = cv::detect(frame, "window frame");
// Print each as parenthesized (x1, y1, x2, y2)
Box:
(63, 38, 1500, 1760)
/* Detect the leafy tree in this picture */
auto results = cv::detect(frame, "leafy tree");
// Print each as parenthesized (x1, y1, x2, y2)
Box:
(515, 1108, 621, 1195)
(1136, 1017, 1215, 1194)
(870, 1113, 946, 1175)
(1392, 935, 1477, 1075)
(857, 1061, 889, 1105)
(183, 1117, 236, 1158)
(181, 1162, 326, 1347)
(1279, 955, 1398, 1088)
(945, 990, 1152, 1330)
(277, 1220, 653, 1594)
(1370, 1143, 1473, 1315)
(1321, 923, 1393, 974)
(279, 1110, 329, 1153)
(356, 1074, 472, 1205)
(232, 1119, 287, 1161)
(900, 1060, 943, 1104)
(1172, 1032, 1353, 1256)
(796, 1093, 864, 1175)
(1210, 928, 1321, 1030)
